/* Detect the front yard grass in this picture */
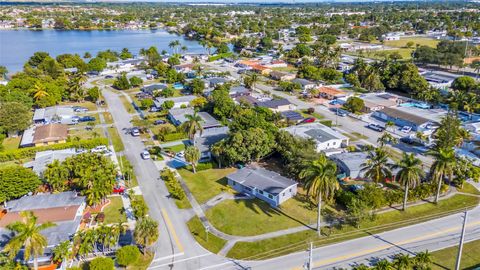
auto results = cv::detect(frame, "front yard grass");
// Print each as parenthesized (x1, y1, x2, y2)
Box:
(226, 194, 479, 259)
(164, 143, 186, 153)
(299, 109, 324, 119)
(102, 112, 114, 124)
(187, 216, 227, 254)
(60, 101, 98, 111)
(127, 251, 154, 270)
(431, 239, 480, 270)
(457, 182, 480, 195)
(178, 167, 237, 204)
(102, 196, 126, 224)
(384, 37, 439, 48)
(2, 137, 20, 151)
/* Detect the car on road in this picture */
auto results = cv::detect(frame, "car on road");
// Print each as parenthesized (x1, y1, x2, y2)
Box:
(154, 120, 166, 125)
(131, 128, 140, 137)
(366, 123, 385, 132)
(105, 75, 114, 79)
(79, 116, 96, 122)
(141, 150, 151, 160)
(72, 106, 89, 112)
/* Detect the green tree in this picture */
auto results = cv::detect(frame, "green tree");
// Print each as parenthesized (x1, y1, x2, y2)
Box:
(243, 73, 259, 89)
(116, 245, 140, 267)
(0, 65, 8, 79)
(393, 153, 424, 211)
(185, 145, 201, 173)
(392, 253, 412, 270)
(4, 211, 56, 270)
(361, 147, 393, 183)
(52, 240, 71, 264)
(89, 257, 114, 270)
(189, 78, 205, 95)
(44, 159, 69, 191)
(428, 148, 456, 203)
(87, 87, 100, 102)
(470, 60, 480, 78)
(181, 112, 204, 140)
(119, 48, 133, 60)
(129, 76, 143, 87)
(299, 155, 338, 235)
(343, 96, 365, 113)
(162, 100, 174, 110)
(451, 76, 477, 92)
(134, 217, 159, 252)
(0, 166, 41, 203)
(0, 102, 32, 136)
(373, 259, 394, 270)
(113, 73, 131, 90)
(87, 57, 107, 72)
(413, 251, 432, 270)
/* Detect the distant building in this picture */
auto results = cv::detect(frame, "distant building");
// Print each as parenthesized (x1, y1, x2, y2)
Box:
(373, 107, 436, 131)
(257, 98, 296, 113)
(23, 148, 78, 177)
(141, 83, 168, 96)
(292, 78, 317, 91)
(421, 71, 459, 90)
(20, 124, 68, 148)
(317, 86, 347, 100)
(153, 95, 196, 109)
(283, 123, 349, 153)
(330, 152, 369, 179)
(229, 85, 250, 97)
(270, 71, 296, 81)
(193, 126, 229, 160)
(227, 167, 298, 207)
(208, 77, 229, 88)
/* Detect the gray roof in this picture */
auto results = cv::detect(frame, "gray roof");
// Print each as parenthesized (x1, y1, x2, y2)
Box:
(283, 123, 347, 143)
(169, 108, 221, 128)
(154, 95, 196, 108)
(229, 86, 250, 95)
(142, 83, 167, 93)
(227, 167, 297, 195)
(20, 126, 35, 147)
(257, 98, 291, 109)
(292, 78, 315, 86)
(198, 112, 221, 129)
(4, 192, 85, 212)
(422, 71, 458, 83)
(209, 77, 228, 85)
(330, 152, 369, 173)
(23, 148, 77, 176)
(33, 106, 75, 122)
(194, 126, 229, 153)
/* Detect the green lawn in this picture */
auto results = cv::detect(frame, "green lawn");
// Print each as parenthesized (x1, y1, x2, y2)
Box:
(127, 252, 154, 270)
(178, 167, 237, 204)
(299, 109, 324, 119)
(457, 182, 480, 195)
(60, 101, 98, 111)
(384, 37, 439, 48)
(119, 95, 135, 114)
(108, 126, 124, 152)
(102, 112, 114, 125)
(227, 194, 479, 260)
(164, 143, 186, 153)
(431, 239, 480, 270)
(2, 137, 20, 151)
(187, 216, 227, 254)
(102, 196, 126, 224)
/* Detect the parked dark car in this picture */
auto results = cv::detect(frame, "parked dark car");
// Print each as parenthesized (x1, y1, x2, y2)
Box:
(366, 123, 385, 132)
(79, 116, 96, 122)
(400, 137, 415, 145)
(154, 120, 166, 125)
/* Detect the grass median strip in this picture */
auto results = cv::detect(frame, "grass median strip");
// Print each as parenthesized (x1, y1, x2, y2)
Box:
(187, 216, 227, 254)
(226, 194, 479, 260)
(431, 239, 480, 270)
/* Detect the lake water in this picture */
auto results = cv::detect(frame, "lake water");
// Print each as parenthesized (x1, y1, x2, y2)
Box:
(0, 29, 206, 73)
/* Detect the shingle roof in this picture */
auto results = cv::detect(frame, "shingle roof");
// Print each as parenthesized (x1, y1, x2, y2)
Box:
(292, 78, 314, 86)
(23, 148, 77, 176)
(142, 83, 167, 92)
(330, 152, 369, 173)
(4, 192, 85, 212)
(154, 95, 196, 107)
(32, 124, 68, 144)
(228, 167, 297, 195)
(257, 98, 291, 109)
(194, 127, 229, 153)
(378, 107, 431, 125)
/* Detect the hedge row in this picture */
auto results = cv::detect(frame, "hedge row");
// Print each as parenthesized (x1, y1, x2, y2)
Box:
(160, 168, 186, 200)
(0, 137, 108, 162)
(162, 132, 187, 142)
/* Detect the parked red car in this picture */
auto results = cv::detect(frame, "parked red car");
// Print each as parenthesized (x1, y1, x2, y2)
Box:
(113, 185, 125, 194)
(301, 117, 316, 123)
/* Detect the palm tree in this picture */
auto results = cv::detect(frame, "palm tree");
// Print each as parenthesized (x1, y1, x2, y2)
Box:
(377, 132, 398, 146)
(184, 145, 201, 173)
(181, 45, 188, 54)
(168, 40, 181, 54)
(210, 143, 225, 168)
(361, 147, 393, 183)
(470, 60, 480, 79)
(413, 251, 432, 270)
(134, 217, 159, 253)
(52, 240, 71, 264)
(393, 153, 424, 211)
(32, 83, 49, 101)
(244, 73, 259, 89)
(373, 259, 394, 270)
(392, 254, 412, 270)
(428, 148, 456, 203)
(4, 211, 56, 270)
(299, 155, 339, 235)
(181, 112, 203, 140)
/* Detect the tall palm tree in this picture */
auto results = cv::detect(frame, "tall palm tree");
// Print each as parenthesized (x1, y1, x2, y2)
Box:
(377, 132, 398, 146)
(414, 251, 432, 270)
(428, 148, 456, 203)
(373, 259, 394, 270)
(361, 147, 393, 183)
(299, 155, 339, 235)
(210, 143, 225, 168)
(4, 211, 56, 270)
(134, 217, 159, 253)
(181, 45, 188, 54)
(392, 253, 412, 270)
(52, 240, 71, 264)
(393, 153, 424, 211)
(181, 112, 203, 140)
(184, 145, 201, 173)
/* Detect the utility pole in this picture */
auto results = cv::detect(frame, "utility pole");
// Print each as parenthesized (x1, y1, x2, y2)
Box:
(308, 242, 313, 270)
(455, 211, 468, 270)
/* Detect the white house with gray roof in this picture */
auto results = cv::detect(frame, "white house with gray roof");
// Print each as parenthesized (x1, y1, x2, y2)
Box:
(193, 126, 229, 160)
(283, 123, 349, 154)
(153, 95, 196, 109)
(168, 108, 221, 129)
(33, 106, 76, 125)
(329, 152, 369, 179)
(23, 148, 78, 177)
(227, 167, 298, 207)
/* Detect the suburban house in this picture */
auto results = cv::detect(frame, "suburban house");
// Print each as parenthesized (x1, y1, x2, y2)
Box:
(373, 107, 436, 131)
(283, 123, 349, 154)
(292, 78, 317, 91)
(208, 77, 229, 88)
(0, 192, 86, 265)
(20, 124, 68, 148)
(257, 98, 296, 113)
(168, 108, 221, 129)
(173, 63, 195, 73)
(270, 71, 296, 81)
(360, 93, 400, 113)
(280, 110, 304, 122)
(154, 95, 196, 109)
(329, 152, 369, 179)
(23, 148, 78, 176)
(251, 64, 272, 75)
(229, 86, 251, 97)
(33, 106, 76, 125)
(227, 167, 298, 207)
(420, 70, 459, 90)
(141, 83, 168, 96)
(193, 126, 229, 160)
(317, 86, 347, 100)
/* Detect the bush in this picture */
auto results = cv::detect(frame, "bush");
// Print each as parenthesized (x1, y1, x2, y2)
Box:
(160, 168, 185, 200)
(0, 138, 108, 162)
(88, 257, 114, 270)
(131, 197, 149, 219)
(116, 245, 141, 267)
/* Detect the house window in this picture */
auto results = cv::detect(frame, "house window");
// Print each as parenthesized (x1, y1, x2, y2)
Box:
(282, 192, 285, 197)
(259, 190, 264, 195)
(268, 194, 273, 199)
(232, 181, 236, 186)
(289, 188, 292, 192)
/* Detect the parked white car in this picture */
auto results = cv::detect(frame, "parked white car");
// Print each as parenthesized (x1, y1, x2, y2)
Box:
(91, 145, 108, 153)
(141, 150, 151, 160)
(401, 126, 412, 133)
